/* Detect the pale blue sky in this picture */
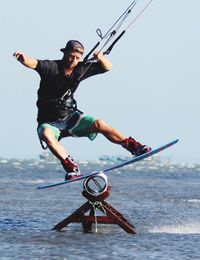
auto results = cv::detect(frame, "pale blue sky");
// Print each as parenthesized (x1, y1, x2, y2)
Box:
(1, 0, 199, 163)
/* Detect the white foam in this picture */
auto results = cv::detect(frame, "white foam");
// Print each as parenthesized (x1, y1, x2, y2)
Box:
(0, 159, 8, 163)
(187, 199, 200, 203)
(20, 179, 45, 184)
(150, 223, 200, 234)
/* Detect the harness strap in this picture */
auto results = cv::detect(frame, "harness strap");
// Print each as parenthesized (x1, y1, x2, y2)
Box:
(40, 139, 48, 150)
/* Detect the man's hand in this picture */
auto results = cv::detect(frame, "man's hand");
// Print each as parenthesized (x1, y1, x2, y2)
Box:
(93, 51, 104, 61)
(13, 51, 26, 64)
(93, 51, 112, 71)
(13, 51, 38, 69)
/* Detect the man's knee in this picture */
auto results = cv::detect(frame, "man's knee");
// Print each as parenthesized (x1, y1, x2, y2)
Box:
(93, 119, 108, 132)
(40, 127, 56, 143)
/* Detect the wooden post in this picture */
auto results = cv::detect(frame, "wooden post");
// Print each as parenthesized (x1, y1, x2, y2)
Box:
(52, 186, 136, 234)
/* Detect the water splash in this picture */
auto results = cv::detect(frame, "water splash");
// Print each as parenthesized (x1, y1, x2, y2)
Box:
(150, 223, 200, 234)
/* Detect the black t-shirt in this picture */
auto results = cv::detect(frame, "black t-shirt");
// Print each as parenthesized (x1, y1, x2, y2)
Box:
(35, 60, 107, 123)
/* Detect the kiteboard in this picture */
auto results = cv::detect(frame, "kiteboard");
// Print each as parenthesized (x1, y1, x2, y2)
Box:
(37, 139, 179, 190)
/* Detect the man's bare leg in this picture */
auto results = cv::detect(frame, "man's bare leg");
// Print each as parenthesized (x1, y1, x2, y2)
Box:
(41, 127, 68, 161)
(89, 119, 126, 143)
(40, 127, 81, 179)
(88, 119, 151, 156)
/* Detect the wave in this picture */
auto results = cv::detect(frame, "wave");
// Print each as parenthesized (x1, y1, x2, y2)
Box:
(149, 223, 200, 234)
(19, 179, 45, 184)
(187, 199, 200, 203)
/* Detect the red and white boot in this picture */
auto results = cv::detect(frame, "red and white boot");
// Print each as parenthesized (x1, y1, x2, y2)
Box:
(122, 137, 151, 156)
(61, 155, 81, 180)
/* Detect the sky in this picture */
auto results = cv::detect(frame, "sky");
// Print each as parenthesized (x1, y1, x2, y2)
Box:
(1, 0, 199, 164)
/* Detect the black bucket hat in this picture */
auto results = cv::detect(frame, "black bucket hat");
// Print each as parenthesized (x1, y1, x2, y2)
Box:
(60, 40, 84, 54)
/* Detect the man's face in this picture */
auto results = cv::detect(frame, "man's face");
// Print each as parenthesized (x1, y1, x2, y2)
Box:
(63, 51, 82, 69)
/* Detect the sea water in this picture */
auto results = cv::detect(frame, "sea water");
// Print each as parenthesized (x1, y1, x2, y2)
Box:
(0, 157, 200, 260)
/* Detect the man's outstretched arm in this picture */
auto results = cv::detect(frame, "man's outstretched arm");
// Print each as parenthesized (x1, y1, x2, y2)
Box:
(13, 51, 38, 69)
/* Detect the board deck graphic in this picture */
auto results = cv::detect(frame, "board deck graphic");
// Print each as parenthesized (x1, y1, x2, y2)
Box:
(37, 139, 179, 190)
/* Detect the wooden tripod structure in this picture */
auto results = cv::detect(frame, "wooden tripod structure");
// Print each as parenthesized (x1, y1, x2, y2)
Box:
(52, 186, 136, 234)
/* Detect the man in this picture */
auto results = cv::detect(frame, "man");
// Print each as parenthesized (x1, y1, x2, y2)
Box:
(14, 40, 151, 180)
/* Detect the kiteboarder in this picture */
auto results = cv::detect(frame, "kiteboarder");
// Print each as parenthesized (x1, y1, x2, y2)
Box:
(14, 40, 151, 180)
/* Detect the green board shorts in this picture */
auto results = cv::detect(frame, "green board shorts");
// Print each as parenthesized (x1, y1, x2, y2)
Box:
(37, 111, 98, 142)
